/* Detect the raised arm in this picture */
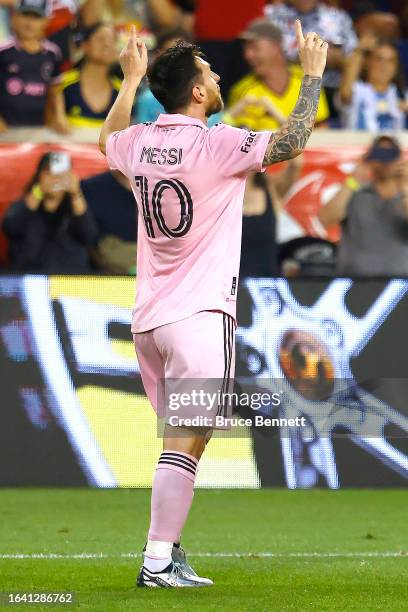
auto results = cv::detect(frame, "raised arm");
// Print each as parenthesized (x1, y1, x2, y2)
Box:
(99, 26, 147, 155)
(339, 34, 376, 105)
(263, 21, 328, 166)
(318, 159, 370, 227)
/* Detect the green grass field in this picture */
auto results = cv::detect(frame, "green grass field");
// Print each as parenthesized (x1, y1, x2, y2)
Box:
(0, 489, 407, 611)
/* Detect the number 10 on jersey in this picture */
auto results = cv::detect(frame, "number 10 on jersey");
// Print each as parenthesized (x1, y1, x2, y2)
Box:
(135, 176, 193, 239)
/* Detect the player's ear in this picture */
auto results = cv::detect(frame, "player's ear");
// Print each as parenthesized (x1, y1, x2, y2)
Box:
(192, 83, 206, 104)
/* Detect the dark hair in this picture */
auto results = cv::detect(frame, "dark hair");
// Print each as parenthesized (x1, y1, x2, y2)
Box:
(351, 1, 376, 21)
(73, 22, 116, 71)
(25, 152, 52, 195)
(365, 40, 406, 96)
(148, 41, 204, 112)
(22, 152, 72, 220)
(77, 21, 111, 45)
(23, 152, 73, 219)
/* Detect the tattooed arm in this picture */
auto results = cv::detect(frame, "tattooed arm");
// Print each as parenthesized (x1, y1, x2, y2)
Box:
(263, 21, 328, 166)
(263, 76, 322, 164)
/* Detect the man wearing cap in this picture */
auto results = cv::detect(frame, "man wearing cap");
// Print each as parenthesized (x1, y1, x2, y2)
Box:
(319, 135, 408, 276)
(227, 18, 329, 131)
(0, 0, 68, 133)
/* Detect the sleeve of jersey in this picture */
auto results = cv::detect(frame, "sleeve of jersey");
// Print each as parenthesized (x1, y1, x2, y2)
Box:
(106, 126, 138, 175)
(208, 124, 271, 177)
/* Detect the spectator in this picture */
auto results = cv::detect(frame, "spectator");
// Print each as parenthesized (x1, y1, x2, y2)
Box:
(2, 152, 98, 273)
(59, 22, 120, 128)
(241, 156, 303, 278)
(194, 0, 266, 99)
(265, 0, 357, 121)
(225, 92, 287, 130)
(348, 2, 407, 40)
(227, 19, 329, 132)
(318, 136, 408, 277)
(147, 0, 195, 35)
(339, 38, 407, 131)
(81, 169, 137, 274)
(0, 0, 67, 133)
(46, 0, 104, 69)
(102, 1, 157, 52)
(352, 2, 401, 42)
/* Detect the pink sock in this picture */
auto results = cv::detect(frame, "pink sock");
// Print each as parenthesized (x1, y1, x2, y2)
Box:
(148, 451, 198, 544)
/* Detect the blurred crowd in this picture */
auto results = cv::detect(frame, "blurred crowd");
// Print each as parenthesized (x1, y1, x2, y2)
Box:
(1, 0, 408, 277)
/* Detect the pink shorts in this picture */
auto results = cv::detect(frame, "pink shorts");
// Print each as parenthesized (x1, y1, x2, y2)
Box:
(133, 310, 235, 427)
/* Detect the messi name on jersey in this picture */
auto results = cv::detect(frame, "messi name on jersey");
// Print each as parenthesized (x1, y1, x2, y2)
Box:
(140, 147, 183, 165)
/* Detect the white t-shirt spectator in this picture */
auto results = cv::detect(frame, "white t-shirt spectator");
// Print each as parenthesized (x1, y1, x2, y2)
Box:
(340, 81, 406, 132)
(265, 2, 357, 89)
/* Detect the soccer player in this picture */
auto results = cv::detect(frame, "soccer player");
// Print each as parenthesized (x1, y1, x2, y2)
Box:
(99, 21, 327, 588)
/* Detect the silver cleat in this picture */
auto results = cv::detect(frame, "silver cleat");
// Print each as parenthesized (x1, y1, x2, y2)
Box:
(172, 544, 213, 586)
(137, 560, 211, 588)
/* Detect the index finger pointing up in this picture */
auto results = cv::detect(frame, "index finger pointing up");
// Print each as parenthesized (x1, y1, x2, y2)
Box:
(295, 19, 304, 46)
(129, 24, 137, 46)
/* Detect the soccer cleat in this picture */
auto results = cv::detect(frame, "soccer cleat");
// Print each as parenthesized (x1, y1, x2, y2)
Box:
(172, 544, 213, 586)
(136, 561, 210, 588)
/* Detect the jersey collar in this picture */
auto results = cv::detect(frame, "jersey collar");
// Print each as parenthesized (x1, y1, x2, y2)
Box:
(155, 113, 207, 129)
(11, 36, 52, 54)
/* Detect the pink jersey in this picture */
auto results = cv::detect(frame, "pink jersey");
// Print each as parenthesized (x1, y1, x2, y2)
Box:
(106, 114, 271, 333)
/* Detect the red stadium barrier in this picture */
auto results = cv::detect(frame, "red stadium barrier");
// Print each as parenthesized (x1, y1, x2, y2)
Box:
(280, 147, 358, 243)
(0, 143, 108, 264)
(0, 142, 406, 266)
